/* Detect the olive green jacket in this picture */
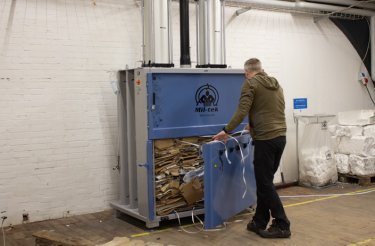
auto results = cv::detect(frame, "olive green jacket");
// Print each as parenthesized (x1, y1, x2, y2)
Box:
(224, 72, 286, 140)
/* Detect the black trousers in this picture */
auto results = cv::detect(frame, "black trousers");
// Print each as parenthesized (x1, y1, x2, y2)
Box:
(252, 136, 290, 230)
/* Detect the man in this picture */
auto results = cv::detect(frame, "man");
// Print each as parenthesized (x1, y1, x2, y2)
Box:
(212, 58, 291, 238)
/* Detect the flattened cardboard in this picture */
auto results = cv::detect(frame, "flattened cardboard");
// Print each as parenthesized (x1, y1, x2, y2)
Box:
(180, 178, 203, 205)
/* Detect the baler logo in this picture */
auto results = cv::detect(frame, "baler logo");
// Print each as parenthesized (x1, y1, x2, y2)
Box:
(195, 84, 219, 113)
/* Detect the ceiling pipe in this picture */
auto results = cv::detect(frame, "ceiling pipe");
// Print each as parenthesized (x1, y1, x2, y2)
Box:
(305, 0, 375, 11)
(196, 0, 227, 68)
(232, 0, 293, 9)
(296, 1, 375, 16)
(180, 0, 191, 67)
(141, 0, 174, 67)
(231, 0, 375, 16)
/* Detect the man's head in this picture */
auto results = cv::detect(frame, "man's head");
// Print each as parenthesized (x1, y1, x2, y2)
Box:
(244, 58, 262, 79)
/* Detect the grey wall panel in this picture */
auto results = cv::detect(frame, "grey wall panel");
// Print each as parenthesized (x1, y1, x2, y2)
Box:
(118, 71, 130, 205)
(126, 70, 138, 209)
(134, 69, 152, 218)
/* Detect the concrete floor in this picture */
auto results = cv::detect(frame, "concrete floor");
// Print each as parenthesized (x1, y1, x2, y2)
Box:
(2, 183, 375, 246)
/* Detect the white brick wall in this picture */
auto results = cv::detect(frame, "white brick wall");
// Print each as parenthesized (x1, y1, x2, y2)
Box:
(0, 0, 141, 226)
(1, 0, 374, 226)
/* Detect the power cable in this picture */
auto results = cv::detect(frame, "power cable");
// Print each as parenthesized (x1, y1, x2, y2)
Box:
(360, 18, 375, 106)
(365, 85, 375, 105)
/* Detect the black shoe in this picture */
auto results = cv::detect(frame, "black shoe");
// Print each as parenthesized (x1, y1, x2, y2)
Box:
(259, 221, 291, 238)
(247, 220, 263, 235)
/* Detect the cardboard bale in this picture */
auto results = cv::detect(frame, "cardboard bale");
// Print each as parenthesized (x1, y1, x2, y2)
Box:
(335, 125, 363, 137)
(338, 110, 375, 126)
(334, 153, 350, 174)
(154, 137, 208, 216)
(349, 154, 375, 176)
(338, 136, 375, 157)
(364, 124, 375, 137)
(330, 136, 340, 153)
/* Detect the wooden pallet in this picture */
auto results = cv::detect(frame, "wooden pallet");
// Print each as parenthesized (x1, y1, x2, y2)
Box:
(338, 173, 375, 186)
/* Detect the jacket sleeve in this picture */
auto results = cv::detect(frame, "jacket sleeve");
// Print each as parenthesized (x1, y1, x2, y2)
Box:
(224, 79, 255, 133)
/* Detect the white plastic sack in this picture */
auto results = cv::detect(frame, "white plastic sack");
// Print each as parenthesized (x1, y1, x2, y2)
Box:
(334, 154, 350, 174)
(183, 166, 204, 183)
(299, 123, 337, 187)
(349, 155, 375, 176)
(327, 125, 337, 136)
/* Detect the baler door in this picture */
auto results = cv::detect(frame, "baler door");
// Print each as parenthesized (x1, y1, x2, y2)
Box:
(202, 134, 257, 229)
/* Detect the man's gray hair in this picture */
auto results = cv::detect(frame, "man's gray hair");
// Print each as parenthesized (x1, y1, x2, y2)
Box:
(244, 58, 262, 72)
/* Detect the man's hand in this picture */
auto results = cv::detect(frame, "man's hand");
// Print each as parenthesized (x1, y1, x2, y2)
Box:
(245, 124, 250, 131)
(212, 130, 228, 142)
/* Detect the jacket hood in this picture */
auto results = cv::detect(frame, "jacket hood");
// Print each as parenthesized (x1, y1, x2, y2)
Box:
(252, 71, 280, 90)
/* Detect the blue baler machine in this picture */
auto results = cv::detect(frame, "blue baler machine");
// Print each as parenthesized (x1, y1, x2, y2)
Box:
(111, 68, 256, 229)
